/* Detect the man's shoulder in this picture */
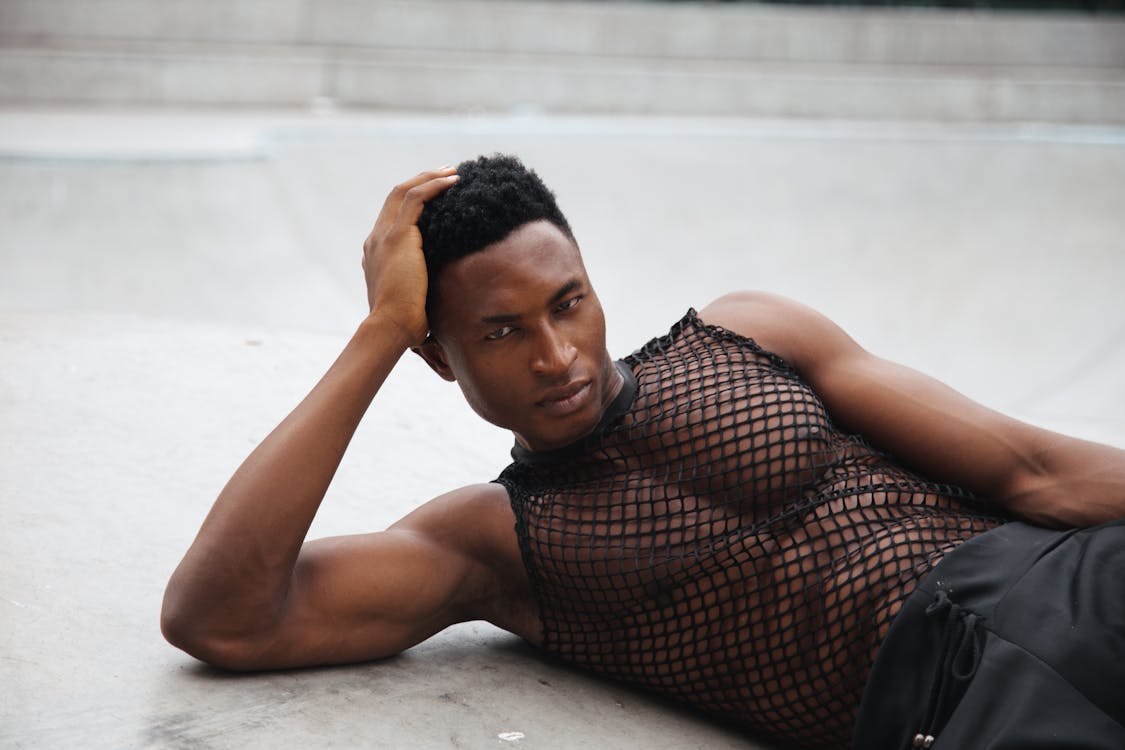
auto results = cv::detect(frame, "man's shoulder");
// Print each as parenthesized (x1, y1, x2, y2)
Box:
(395, 482, 512, 530)
(697, 290, 861, 374)
(391, 482, 516, 559)
(384, 482, 536, 639)
(697, 291, 807, 360)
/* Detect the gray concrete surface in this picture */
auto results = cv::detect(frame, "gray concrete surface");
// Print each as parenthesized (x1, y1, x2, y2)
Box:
(2, 108, 1124, 749)
(2, 0, 1123, 121)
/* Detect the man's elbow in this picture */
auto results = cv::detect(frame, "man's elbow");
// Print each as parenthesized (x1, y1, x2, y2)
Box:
(160, 594, 267, 672)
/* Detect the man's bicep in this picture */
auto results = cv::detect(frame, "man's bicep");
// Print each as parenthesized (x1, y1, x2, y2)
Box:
(255, 527, 477, 669)
(814, 351, 1039, 493)
(701, 291, 1036, 502)
(818, 352, 1125, 525)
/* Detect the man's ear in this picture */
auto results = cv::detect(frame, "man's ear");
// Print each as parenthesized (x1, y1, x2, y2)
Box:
(411, 338, 457, 382)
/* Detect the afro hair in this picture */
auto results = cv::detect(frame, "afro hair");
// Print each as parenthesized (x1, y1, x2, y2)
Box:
(417, 154, 574, 286)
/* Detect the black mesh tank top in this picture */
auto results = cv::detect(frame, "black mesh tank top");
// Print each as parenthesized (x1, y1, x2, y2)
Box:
(496, 310, 1007, 749)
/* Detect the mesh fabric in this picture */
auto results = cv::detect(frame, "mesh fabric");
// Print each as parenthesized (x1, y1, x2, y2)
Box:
(497, 310, 1007, 749)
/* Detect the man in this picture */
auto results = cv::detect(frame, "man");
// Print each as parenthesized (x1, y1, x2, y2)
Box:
(162, 155, 1125, 749)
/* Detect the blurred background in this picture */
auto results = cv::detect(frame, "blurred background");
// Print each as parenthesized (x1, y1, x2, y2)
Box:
(2, 0, 1122, 119)
(2, 2, 1123, 749)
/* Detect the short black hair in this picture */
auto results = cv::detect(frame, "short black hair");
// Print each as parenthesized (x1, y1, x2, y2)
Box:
(417, 154, 574, 286)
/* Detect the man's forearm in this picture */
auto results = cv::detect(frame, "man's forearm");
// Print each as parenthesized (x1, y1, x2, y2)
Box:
(161, 313, 414, 648)
(1000, 432, 1125, 528)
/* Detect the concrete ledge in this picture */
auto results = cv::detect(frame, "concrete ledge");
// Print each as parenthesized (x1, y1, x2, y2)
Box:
(2, 41, 1123, 122)
(1, 2, 1123, 121)
(2, 0, 1123, 67)
(0, 47, 323, 108)
(0, 1, 1120, 122)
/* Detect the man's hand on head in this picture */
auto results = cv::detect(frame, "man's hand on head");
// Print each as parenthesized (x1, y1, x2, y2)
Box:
(362, 167, 459, 346)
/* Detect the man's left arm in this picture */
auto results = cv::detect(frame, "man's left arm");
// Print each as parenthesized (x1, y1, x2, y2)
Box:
(700, 291, 1125, 528)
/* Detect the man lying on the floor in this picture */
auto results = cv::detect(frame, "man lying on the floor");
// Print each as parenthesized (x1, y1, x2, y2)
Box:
(162, 155, 1125, 750)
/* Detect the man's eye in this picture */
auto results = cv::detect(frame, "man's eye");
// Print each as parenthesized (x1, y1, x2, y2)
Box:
(485, 326, 515, 341)
(558, 296, 582, 312)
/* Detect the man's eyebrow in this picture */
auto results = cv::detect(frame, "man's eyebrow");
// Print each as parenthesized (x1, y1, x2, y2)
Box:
(480, 312, 520, 325)
(549, 279, 582, 305)
(479, 280, 583, 326)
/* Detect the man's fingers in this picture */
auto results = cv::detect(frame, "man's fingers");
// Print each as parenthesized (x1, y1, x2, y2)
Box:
(406, 165, 458, 189)
(395, 172, 460, 227)
(373, 166, 458, 228)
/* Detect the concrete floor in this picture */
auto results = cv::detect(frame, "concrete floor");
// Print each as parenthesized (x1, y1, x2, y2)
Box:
(1, 108, 1124, 749)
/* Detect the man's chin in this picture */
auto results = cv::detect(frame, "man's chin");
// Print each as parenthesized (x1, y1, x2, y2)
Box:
(518, 413, 601, 453)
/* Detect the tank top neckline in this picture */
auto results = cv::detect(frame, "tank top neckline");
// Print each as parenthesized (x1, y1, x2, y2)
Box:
(510, 359, 638, 465)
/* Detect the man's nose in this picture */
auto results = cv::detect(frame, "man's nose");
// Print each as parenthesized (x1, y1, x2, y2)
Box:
(531, 325, 577, 376)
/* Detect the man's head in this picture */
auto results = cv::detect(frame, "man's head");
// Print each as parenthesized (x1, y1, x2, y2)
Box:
(412, 154, 622, 452)
(417, 154, 574, 312)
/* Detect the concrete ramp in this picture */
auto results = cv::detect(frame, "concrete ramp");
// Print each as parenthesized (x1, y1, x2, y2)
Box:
(2, 107, 1124, 748)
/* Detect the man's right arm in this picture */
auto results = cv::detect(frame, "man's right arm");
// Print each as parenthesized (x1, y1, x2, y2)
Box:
(160, 167, 493, 670)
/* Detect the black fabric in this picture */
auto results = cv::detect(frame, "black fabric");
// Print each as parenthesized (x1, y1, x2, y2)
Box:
(854, 520, 1125, 749)
(497, 310, 1007, 748)
(511, 360, 638, 465)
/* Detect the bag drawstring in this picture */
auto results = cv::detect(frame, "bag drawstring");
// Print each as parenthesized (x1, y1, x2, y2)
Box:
(909, 590, 984, 749)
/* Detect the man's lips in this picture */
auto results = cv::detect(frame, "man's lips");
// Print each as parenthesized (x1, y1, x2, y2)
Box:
(536, 380, 593, 415)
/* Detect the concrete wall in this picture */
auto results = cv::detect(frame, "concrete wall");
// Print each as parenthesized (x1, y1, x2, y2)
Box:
(1, 0, 1123, 121)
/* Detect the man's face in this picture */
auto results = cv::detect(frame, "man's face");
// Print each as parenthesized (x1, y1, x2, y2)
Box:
(421, 220, 622, 452)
